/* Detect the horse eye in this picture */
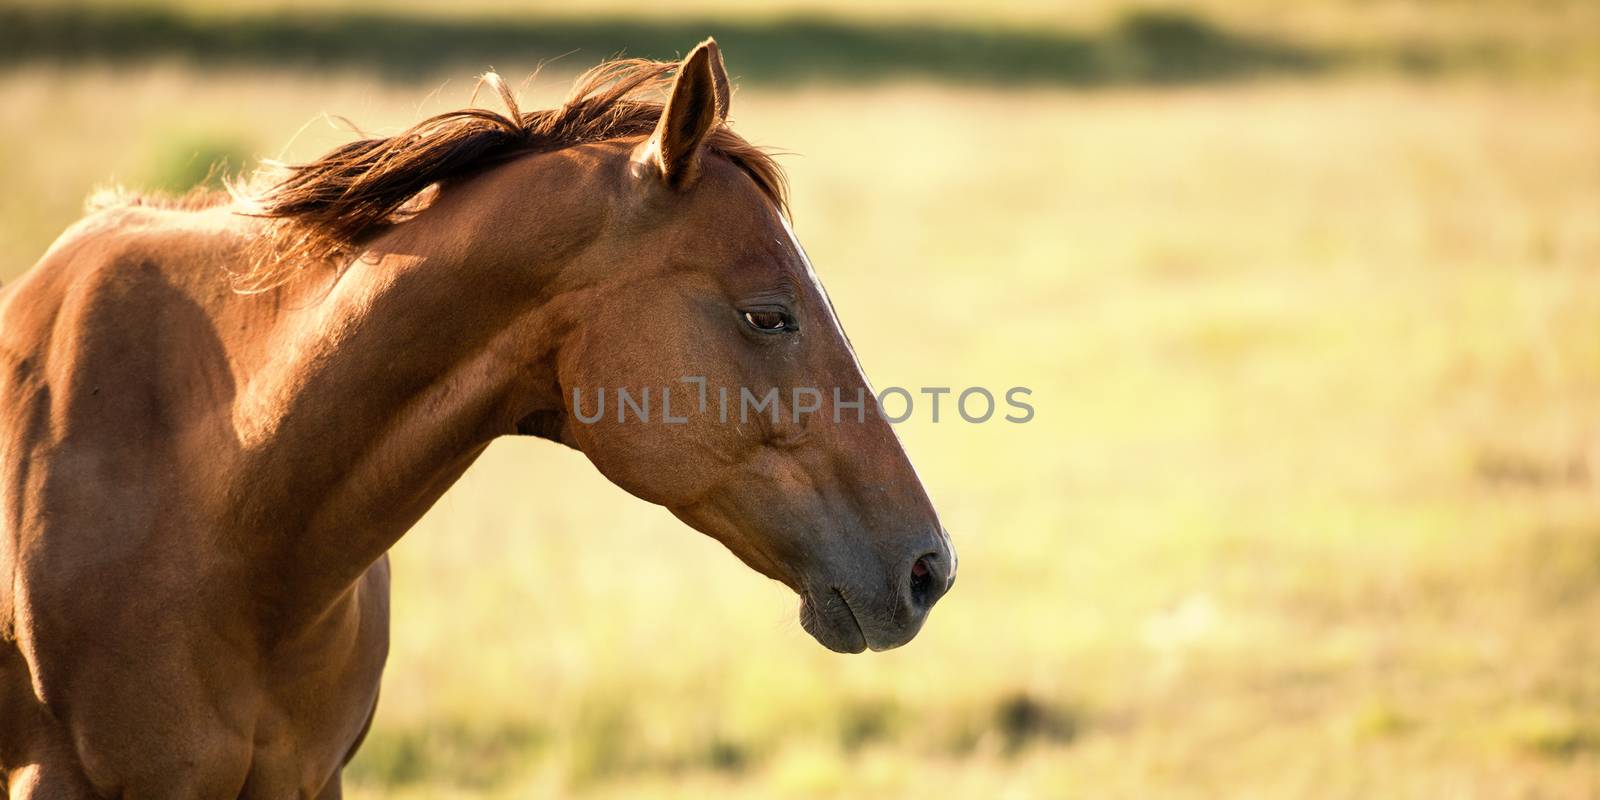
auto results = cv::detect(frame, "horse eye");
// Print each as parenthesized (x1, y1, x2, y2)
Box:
(743, 310, 793, 332)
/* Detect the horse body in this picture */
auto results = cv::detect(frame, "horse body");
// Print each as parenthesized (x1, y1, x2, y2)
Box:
(0, 203, 394, 796)
(0, 145, 599, 793)
(0, 41, 955, 797)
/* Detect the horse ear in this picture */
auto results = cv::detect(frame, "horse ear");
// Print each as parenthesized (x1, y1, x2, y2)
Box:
(645, 39, 723, 189)
(705, 40, 732, 121)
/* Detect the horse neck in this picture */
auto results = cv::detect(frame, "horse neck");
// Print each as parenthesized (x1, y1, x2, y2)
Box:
(230, 153, 604, 628)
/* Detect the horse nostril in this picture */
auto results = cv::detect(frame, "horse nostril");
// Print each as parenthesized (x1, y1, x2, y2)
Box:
(908, 553, 943, 611)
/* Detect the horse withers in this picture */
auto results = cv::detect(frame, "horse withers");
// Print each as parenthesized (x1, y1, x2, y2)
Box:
(0, 40, 954, 797)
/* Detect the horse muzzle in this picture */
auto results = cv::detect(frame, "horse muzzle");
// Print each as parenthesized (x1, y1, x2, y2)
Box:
(798, 533, 955, 653)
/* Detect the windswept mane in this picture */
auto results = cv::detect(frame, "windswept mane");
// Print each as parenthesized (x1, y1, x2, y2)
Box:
(231, 57, 787, 291)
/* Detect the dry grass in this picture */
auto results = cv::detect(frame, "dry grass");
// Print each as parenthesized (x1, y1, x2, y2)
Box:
(1, 39, 1597, 799)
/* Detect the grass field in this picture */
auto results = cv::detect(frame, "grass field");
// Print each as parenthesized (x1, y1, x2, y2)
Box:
(1, 2, 1597, 797)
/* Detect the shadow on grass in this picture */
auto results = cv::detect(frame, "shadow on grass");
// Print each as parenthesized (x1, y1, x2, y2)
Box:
(343, 689, 1092, 791)
(0, 5, 1333, 86)
(347, 720, 548, 790)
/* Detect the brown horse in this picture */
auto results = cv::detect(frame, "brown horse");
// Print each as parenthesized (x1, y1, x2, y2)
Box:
(0, 40, 953, 797)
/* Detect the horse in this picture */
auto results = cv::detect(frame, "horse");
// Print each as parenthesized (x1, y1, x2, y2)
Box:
(0, 39, 954, 797)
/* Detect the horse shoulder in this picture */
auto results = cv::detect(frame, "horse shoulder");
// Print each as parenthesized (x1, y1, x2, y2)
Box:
(0, 204, 267, 795)
(0, 203, 252, 628)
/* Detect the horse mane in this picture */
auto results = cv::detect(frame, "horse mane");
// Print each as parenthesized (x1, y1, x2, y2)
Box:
(88, 184, 234, 213)
(223, 57, 788, 292)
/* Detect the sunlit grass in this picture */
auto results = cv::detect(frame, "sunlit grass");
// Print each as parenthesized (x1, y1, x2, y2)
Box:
(1, 56, 1596, 797)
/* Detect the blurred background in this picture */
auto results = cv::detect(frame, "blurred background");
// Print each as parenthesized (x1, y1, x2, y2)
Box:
(2, 0, 1597, 796)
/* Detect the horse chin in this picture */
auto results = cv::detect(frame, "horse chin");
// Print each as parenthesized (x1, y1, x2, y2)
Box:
(798, 591, 867, 654)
